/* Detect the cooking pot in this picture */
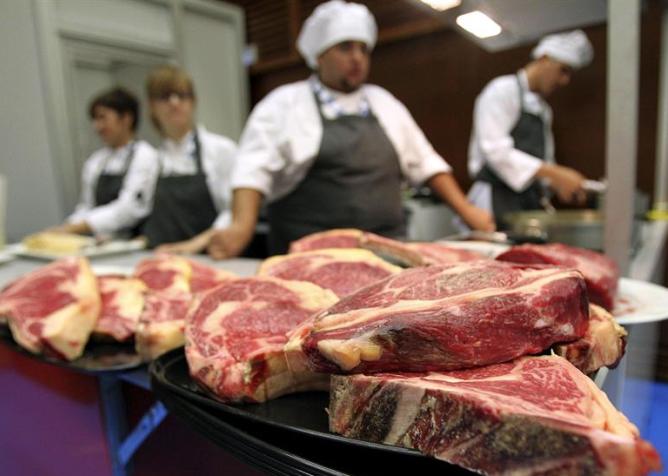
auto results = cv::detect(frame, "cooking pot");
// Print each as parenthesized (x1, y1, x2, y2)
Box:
(502, 209, 640, 251)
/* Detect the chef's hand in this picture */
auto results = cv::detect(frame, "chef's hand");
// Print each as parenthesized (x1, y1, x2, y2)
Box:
(539, 164, 587, 204)
(156, 229, 212, 255)
(207, 224, 253, 260)
(460, 204, 496, 232)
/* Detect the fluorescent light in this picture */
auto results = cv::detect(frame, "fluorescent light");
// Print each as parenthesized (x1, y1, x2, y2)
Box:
(419, 0, 461, 12)
(456, 10, 502, 39)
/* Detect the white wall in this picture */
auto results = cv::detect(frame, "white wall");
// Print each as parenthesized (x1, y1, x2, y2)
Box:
(0, 1, 66, 241)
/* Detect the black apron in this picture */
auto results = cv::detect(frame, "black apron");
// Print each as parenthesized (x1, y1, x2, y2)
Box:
(94, 142, 136, 207)
(476, 74, 546, 230)
(267, 91, 404, 255)
(142, 132, 218, 248)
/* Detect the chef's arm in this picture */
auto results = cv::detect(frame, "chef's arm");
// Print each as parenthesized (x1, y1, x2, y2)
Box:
(427, 172, 495, 232)
(207, 188, 263, 260)
(535, 163, 587, 204)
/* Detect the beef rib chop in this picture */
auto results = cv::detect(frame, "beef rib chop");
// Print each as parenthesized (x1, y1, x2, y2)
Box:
(329, 355, 661, 476)
(0, 257, 100, 360)
(94, 275, 147, 342)
(289, 229, 364, 253)
(185, 277, 338, 402)
(288, 261, 589, 374)
(496, 243, 620, 311)
(257, 248, 401, 297)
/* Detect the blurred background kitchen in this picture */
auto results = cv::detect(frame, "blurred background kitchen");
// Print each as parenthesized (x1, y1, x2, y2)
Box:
(1, 0, 668, 474)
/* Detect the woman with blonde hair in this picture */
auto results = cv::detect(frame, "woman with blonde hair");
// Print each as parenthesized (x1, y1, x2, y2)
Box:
(142, 65, 237, 249)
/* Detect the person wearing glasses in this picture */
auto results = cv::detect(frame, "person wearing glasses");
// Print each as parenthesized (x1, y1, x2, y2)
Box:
(142, 65, 237, 249)
(53, 87, 158, 239)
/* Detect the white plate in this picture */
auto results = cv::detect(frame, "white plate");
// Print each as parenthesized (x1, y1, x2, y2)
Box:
(11, 238, 146, 261)
(613, 278, 668, 325)
(437, 240, 511, 258)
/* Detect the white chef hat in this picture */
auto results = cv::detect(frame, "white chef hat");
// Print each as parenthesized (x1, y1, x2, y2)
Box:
(531, 30, 594, 69)
(297, 0, 377, 69)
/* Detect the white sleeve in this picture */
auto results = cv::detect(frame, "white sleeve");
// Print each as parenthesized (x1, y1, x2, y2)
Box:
(370, 88, 451, 186)
(230, 91, 288, 196)
(474, 81, 543, 192)
(67, 154, 98, 224)
(395, 101, 452, 185)
(84, 144, 159, 234)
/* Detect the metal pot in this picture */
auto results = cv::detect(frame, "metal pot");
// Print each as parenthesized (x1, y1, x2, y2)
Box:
(502, 209, 611, 251)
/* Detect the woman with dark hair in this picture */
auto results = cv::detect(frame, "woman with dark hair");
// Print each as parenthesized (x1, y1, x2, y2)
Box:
(54, 87, 159, 238)
(141, 65, 237, 250)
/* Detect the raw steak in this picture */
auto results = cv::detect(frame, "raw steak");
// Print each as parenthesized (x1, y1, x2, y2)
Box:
(257, 248, 401, 297)
(0, 257, 100, 360)
(185, 277, 338, 402)
(134, 254, 191, 293)
(134, 254, 237, 359)
(496, 243, 620, 311)
(289, 229, 363, 253)
(554, 304, 627, 374)
(360, 233, 485, 266)
(135, 291, 193, 360)
(94, 275, 147, 342)
(329, 355, 661, 476)
(288, 261, 589, 374)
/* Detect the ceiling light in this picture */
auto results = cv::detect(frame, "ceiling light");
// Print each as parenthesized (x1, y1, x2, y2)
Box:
(456, 10, 502, 39)
(419, 0, 461, 12)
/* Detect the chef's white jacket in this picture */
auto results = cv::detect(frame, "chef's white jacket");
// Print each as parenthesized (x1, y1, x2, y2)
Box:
(468, 70, 555, 193)
(68, 140, 158, 235)
(229, 78, 452, 208)
(152, 126, 237, 229)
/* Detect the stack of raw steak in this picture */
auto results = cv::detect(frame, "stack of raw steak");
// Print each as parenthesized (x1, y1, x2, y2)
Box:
(288, 261, 589, 374)
(496, 243, 620, 311)
(329, 356, 661, 475)
(0, 257, 100, 360)
(185, 277, 338, 402)
(257, 248, 401, 297)
(134, 254, 236, 360)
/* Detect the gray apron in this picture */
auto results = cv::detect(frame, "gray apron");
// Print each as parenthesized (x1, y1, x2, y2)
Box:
(141, 132, 218, 248)
(94, 142, 136, 207)
(267, 91, 404, 255)
(476, 74, 546, 230)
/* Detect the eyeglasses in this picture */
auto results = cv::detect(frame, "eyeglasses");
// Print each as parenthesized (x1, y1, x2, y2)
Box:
(152, 91, 194, 102)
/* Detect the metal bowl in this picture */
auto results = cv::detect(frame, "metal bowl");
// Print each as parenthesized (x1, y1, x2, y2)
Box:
(503, 209, 605, 250)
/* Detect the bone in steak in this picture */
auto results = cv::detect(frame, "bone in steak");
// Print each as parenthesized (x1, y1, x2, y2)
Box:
(94, 275, 147, 342)
(0, 257, 100, 360)
(257, 248, 401, 297)
(134, 254, 237, 359)
(329, 355, 661, 476)
(289, 229, 364, 253)
(496, 243, 620, 311)
(288, 261, 589, 374)
(554, 304, 627, 374)
(360, 233, 485, 266)
(185, 277, 338, 402)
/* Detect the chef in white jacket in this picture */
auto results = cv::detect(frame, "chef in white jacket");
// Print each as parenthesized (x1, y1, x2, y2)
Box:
(467, 30, 594, 229)
(181, 0, 492, 257)
(55, 87, 158, 238)
(142, 65, 237, 249)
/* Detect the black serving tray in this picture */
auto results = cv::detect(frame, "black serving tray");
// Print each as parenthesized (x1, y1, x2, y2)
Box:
(150, 348, 474, 476)
(0, 324, 144, 374)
